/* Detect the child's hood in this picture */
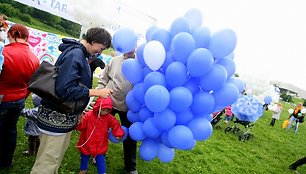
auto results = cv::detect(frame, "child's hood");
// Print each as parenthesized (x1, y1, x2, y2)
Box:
(93, 97, 112, 113)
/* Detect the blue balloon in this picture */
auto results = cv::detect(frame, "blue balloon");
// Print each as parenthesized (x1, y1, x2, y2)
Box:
(157, 144, 175, 163)
(187, 48, 214, 77)
(212, 83, 239, 107)
(183, 77, 200, 95)
(191, 91, 215, 115)
(165, 62, 188, 88)
(139, 139, 159, 161)
(175, 109, 193, 125)
(192, 26, 211, 48)
(171, 32, 195, 64)
(142, 66, 153, 77)
(200, 64, 228, 91)
(168, 125, 194, 150)
(264, 96, 272, 104)
(151, 28, 171, 51)
(126, 91, 142, 112)
(169, 17, 191, 38)
(160, 131, 173, 148)
(145, 85, 170, 112)
(129, 122, 146, 141)
(184, 8, 203, 31)
(146, 26, 158, 42)
(132, 82, 145, 104)
(217, 58, 236, 78)
(139, 107, 154, 122)
(142, 118, 162, 138)
(169, 87, 193, 112)
(227, 77, 245, 94)
(108, 126, 129, 143)
(161, 51, 175, 72)
(208, 29, 237, 60)
(187, 118, 213, 141)
(136, 43, 146, 66)
(143, 71, 166, 91)
(194, 113, 213, 122)
(113, 27, 138, 53)
(127, 110, 140, 123)
(122, 59, 143, 84)
(153, 108, 176, 130)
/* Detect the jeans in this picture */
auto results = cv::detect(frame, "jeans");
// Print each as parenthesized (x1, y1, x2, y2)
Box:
(287, 116, 299, 133)
(80, 153, 106, 174)
(0, 98, 25, 168)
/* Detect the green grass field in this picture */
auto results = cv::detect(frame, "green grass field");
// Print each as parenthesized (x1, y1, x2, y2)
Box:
(3, 78, 305, 174)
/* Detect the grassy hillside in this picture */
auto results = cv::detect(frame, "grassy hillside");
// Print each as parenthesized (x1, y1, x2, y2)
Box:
(2, 77, 305, 174)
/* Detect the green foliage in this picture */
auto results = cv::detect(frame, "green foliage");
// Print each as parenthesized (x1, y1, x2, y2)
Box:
(280, 92, 293, 103)
(303, 100, 306, 107)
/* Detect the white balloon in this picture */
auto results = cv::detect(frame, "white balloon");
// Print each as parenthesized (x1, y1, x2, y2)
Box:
(301, 108, 306, 114)
(143, 41, 166, 71)
(288, 108, 294, 114)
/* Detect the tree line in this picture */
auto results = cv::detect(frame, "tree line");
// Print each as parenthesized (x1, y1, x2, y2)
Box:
(0, 0, 81, 38)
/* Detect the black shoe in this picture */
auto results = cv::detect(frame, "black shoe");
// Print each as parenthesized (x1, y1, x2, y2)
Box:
(289, 165, 297, 171)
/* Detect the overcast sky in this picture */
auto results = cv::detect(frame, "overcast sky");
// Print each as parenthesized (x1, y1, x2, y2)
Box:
(122, 0, 306, 90)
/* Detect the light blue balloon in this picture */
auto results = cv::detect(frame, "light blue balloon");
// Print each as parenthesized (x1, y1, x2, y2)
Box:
(108, 126, 129, 143)
(227, 77, 245, 94)
(217, 58, 236, 78)
(169, 17, 191, 38)
(153, 108, 176, 130)
(127, 110, 140, 123)
(168, 125, 194, 150)
(192, 26, 211, 48)
(146, 26, 158, 42)
(0, 42, 4, 71)
(122, 59, 143, 84)
(160, 51, 175, 73)
(212, 83, 239, 107)
(187, 118, 213, 141)
(143, 71, 166, 91)
(200, 64, 228, 91)
(151, 28, 171, 51)
(187, 48, 214, 77)
(171, 32, 195, 64)
(191, 91, 215, 115)
(264, 96, 272, 104)
(139, 107, 154, 122)
(194, 113, 213, 122)
(113, 27, 138, 53)
(183, 77, 200, 95)
(145, 85, 170, 112)
(136, 43, 146, 66)
(129, 122, 146, 141)
(126, 91, 142, 112)
(139, 139, 159, 161)
(165, 62, 188, 88)
(184, 8, 203, 31)
(208, 28, 237, 60)
(160, 131, 173, 148)
(142, 66, 153, 77)
(157, 144, 175, 163)
(175, 109, 193, 125)
(169, 87, 193, 112)
(143, 118, 162, 138)
(132, 82, 145, 104)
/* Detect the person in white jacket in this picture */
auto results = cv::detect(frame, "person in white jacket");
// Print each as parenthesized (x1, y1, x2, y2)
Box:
(269, 103, 283, 126)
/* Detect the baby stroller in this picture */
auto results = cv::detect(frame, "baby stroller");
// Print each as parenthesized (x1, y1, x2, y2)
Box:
(211, 109, 225, 129)
(224, 95, 263, 142)
(224, 117, 256, 141)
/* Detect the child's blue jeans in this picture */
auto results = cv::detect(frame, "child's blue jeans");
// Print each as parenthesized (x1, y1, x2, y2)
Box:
(80, 153, 106, 174)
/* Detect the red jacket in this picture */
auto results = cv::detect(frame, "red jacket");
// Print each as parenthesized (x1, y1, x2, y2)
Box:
(75, 97, 124, 157)
(0, 42, 39, 102)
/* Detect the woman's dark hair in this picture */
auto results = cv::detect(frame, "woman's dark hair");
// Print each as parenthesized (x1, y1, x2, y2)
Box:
(83, 27, 112, 49)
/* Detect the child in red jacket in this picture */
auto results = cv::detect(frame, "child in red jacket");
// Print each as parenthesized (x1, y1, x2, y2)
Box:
(75, 97, 124, 174)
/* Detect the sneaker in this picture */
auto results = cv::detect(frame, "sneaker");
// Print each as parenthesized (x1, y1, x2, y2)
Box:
(130, 170, 138, 174)
(22, 150, 34, 156)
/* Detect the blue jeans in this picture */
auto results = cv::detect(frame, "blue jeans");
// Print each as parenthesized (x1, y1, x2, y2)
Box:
(0, 99, 25, 167)
(80, 153, 106, 174)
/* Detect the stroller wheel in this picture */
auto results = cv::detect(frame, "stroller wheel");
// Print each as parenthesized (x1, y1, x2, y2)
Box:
(238, 134, 246, 142)
(233, 127, 240, 134)
(224, 127, 232, 133)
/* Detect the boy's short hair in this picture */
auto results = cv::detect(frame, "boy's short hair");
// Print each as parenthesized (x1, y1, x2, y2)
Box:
(83, 27, 112, 49)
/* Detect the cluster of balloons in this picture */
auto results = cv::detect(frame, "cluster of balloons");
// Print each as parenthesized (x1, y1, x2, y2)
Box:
(113, 8, 245, 163)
